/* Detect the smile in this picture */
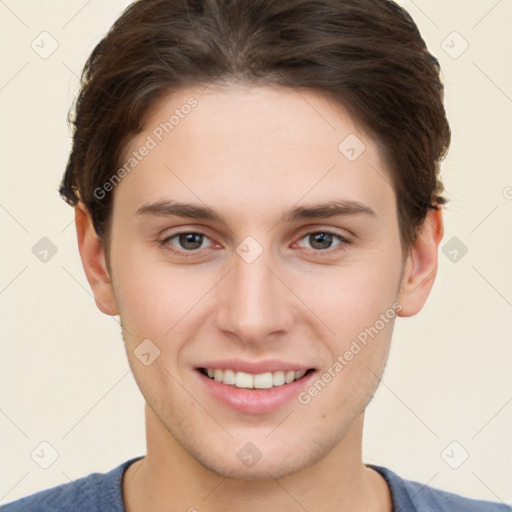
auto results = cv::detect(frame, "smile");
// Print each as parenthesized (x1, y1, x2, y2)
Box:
(200, 368, 312, 389)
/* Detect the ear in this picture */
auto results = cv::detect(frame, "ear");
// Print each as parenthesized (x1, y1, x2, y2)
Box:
(75, 202, 118, 316)
(397, 207, 444, 317)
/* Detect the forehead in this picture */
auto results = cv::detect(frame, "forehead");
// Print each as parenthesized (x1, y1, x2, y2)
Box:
(114, 83, 396, 225)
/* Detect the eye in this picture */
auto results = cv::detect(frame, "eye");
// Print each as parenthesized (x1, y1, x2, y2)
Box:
(295, 230, 351, 252)
(160, 231, 214, 256)
(159, 229, 352, 259)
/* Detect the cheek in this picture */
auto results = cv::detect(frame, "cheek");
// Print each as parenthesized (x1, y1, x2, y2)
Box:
(110, 246, 176, 340)
(300, 256, 402, 338)
(111, 245, 221, 348)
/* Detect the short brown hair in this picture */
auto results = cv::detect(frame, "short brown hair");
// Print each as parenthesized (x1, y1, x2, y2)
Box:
(59, 0, 450, 257)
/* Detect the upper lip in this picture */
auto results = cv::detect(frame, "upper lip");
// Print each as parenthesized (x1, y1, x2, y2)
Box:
(197, 359, 314, 374)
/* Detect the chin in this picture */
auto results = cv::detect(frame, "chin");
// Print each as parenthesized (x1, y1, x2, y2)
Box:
(185, 432, 333, 482)
(196, 450, 313, 481)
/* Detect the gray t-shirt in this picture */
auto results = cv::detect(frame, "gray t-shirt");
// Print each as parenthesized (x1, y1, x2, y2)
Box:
(1, 457, 510, 511)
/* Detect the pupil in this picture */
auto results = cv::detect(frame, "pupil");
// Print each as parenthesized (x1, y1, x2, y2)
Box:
(310, 233, 332, 250)
(180, 233, 203, 250)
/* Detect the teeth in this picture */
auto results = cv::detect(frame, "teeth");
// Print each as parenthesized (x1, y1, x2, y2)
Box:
(254, 372, 273, 389)
(272, 371, 285, 386)
(203, 368, 309, 389)
(223, 369, 236, 385)
(235, 371, 253, 389)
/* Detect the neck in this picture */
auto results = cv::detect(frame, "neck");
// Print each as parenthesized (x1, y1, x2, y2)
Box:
(123, 404, 391, 512)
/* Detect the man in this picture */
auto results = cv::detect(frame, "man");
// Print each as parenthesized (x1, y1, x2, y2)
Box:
(2, 0, 509, 510)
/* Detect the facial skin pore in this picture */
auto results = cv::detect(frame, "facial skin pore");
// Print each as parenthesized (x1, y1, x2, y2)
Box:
(75, 83, 443, 512)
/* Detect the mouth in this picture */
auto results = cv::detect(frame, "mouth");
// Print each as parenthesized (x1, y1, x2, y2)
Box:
(198, 367, 315, 390)
(195, 359, 318, 414)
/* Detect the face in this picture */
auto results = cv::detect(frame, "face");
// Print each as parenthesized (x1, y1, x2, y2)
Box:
(82, 83, 437, 480)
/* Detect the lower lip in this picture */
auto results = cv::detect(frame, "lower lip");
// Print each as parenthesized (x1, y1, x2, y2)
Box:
(197, 370, 316, 414)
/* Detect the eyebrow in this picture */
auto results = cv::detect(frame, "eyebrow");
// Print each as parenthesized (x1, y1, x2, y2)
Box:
(134, 199, 376, 224)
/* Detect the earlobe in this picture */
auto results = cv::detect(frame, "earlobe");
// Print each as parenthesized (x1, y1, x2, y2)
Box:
(75, 202, 118, 316)
(397, 207, 444, 317)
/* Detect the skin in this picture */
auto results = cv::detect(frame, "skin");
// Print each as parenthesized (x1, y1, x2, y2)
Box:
(75, 83, 443, 512)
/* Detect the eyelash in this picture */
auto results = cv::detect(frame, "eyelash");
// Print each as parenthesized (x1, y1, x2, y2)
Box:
(158, 229, 352, 259)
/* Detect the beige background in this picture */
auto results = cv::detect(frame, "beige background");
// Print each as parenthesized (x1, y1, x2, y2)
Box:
(1, 0, 511, 506)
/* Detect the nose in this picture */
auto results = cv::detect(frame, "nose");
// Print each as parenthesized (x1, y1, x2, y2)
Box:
(214, 248, 295, 346)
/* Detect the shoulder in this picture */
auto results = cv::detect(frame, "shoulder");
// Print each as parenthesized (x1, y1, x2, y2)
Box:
(0, 457, 142, 512)
(369, 464, 511, 512)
